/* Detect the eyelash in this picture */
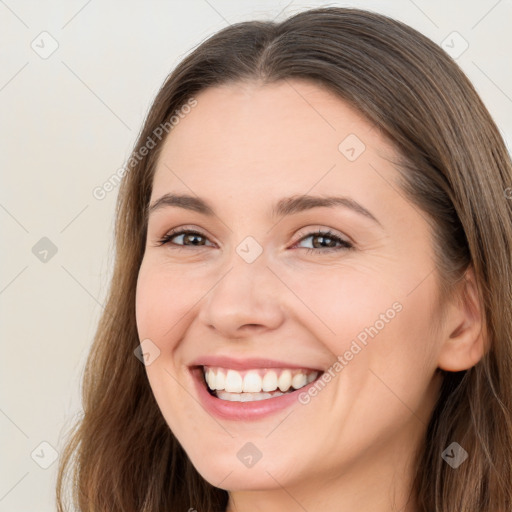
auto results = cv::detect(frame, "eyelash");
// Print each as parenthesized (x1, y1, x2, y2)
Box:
(156, 228, 353, 254)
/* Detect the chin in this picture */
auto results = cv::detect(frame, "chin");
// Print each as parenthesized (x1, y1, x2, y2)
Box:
(191, 458, 291, 491)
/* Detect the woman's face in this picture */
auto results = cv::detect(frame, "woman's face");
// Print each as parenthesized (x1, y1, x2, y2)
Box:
(135, 80, 446, 499)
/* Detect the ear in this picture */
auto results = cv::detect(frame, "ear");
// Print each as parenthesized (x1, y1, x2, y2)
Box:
(437, 266, 488, 372)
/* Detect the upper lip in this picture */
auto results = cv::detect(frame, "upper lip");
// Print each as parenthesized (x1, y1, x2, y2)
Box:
(189, 355, 324, 372)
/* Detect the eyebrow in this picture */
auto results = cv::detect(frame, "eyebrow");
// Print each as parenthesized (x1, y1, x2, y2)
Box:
(147, 193, 381, 226)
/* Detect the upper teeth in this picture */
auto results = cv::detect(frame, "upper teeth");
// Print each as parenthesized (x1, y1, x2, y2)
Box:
(203, 367, 319, 393)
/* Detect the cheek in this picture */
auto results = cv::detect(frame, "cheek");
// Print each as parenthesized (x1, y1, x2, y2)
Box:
(278, 263, 403, 349)
(281, 262, 439, 402)
(135, 259, 205, 342)
(339, 275, 441, 429)
(134, 262, 203, 429)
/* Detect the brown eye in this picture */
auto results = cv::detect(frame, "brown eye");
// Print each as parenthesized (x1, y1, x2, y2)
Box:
(294, 230, 353, 253)
(157, 230, 214, 248)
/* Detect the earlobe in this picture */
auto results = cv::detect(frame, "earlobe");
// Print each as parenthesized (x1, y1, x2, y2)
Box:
(437, 266, 488, 372)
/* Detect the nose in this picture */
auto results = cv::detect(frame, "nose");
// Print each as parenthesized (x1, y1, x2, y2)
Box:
(197, 255, 286, 338)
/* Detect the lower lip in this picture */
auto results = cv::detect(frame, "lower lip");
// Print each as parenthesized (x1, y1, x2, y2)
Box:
(190, 367, 321, 421)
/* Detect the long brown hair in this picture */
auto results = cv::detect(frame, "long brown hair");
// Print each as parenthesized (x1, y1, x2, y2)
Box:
(56, 7, 512, 511)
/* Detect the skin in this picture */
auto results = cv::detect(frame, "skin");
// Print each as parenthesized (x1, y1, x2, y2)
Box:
(135, 80, 485, 512)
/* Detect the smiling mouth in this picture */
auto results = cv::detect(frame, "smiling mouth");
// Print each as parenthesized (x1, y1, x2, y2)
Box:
(200, 365, 322, 402)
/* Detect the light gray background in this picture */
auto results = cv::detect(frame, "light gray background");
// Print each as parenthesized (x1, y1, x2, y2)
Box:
(1, 0, 511, 510)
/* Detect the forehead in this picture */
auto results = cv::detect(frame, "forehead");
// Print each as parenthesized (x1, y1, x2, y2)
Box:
(151, 80, 399, 203)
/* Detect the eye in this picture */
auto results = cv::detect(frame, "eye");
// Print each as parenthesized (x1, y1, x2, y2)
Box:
(156, 229, 215, 249)
(293, 229, 353, 254)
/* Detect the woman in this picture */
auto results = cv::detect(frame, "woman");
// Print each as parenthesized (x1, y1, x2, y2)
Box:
(56, 7, 512, 512)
